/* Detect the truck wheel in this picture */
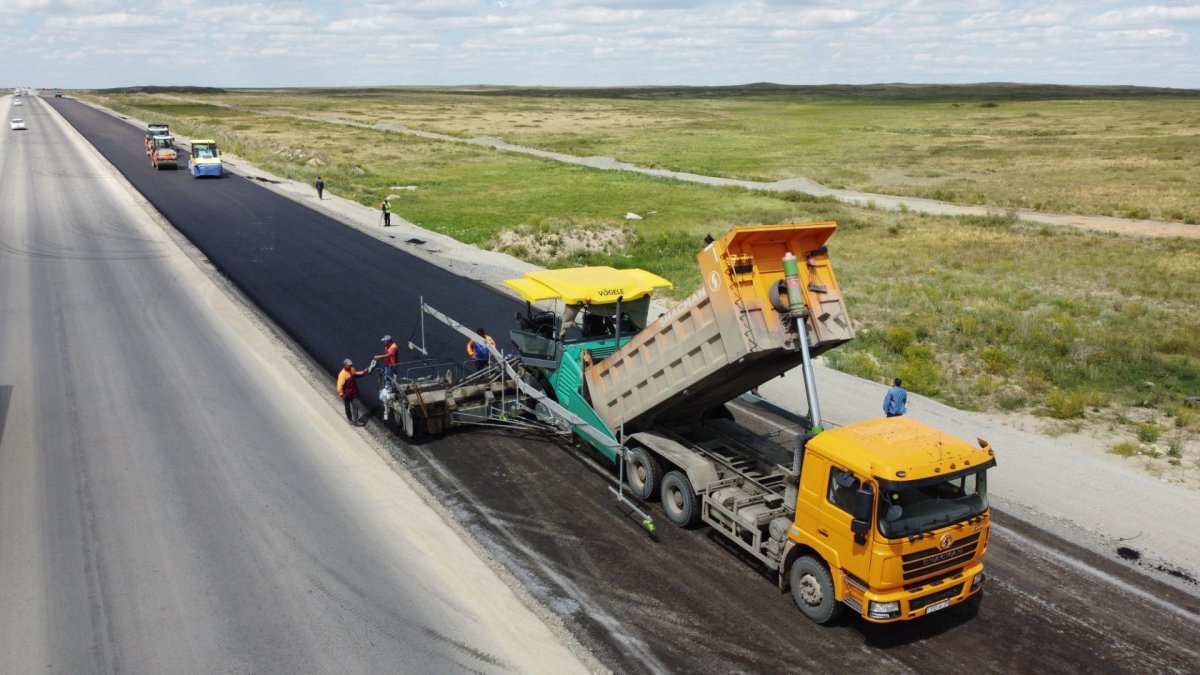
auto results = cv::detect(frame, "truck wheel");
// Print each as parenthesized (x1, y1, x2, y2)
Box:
(625, 447, 661, 501)
(660, 471, 700, 528)
(789, 556, 842, 624)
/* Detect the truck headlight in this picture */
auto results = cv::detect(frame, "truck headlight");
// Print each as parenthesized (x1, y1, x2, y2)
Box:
(972, 572, 985, 590)
(868, 600, 900, 619)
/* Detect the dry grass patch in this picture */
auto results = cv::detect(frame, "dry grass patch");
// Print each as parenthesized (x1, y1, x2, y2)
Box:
(491, 218, 635, 262)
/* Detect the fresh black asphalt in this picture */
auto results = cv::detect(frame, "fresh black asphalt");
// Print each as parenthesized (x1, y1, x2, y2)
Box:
(48, 96, 517, 406)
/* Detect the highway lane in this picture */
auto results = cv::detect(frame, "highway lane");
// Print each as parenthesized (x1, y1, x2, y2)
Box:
(0, 94, 588, 673)
(46, 95, 1200, 672)
(48, 97, 508, 400)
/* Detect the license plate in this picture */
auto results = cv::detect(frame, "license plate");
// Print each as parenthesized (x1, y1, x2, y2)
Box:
(925, 600, 951, 615)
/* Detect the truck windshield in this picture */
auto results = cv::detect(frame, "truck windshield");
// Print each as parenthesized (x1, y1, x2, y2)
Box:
(877, 467, 988, 538)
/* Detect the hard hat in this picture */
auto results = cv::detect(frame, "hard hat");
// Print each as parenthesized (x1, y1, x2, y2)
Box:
(382, 335, 392, 342)
(343, 358, 353, 367)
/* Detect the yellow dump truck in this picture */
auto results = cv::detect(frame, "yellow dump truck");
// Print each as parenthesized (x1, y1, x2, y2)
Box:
(501, 223, 994, 623)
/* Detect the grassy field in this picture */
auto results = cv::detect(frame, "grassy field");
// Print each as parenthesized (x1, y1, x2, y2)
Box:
(82, 89, 1200, 452)
(131, 84, 1200, 224)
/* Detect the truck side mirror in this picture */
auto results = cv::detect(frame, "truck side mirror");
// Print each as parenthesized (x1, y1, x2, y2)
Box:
(850, 487, 873, 541)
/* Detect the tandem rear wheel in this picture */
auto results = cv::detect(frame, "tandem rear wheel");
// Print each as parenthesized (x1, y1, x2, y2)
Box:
(624, 446, 662, 501)
(660, 470, 700, 528)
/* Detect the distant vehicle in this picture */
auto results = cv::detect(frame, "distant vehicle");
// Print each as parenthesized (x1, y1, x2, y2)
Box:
(149, 135, 178, 170)
(13, 98, 22, 106)
(54, 89, 62, 98)
(11, 118, 26, 130)
(188, 139, 223, 177)
(144, 123, 169, 155)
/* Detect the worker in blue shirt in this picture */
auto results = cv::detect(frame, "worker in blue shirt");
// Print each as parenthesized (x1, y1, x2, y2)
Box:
(883, 378, 907, 417)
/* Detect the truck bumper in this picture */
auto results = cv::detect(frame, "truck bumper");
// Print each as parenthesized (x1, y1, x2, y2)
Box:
(853, 562, 985, 622)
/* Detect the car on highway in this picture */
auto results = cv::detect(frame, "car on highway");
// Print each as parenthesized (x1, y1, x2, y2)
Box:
(10, 118, 26, 130)
(13, 98, 22, 106)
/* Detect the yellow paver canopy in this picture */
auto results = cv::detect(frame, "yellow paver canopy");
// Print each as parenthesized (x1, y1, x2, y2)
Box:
(504, 267, 672, 305)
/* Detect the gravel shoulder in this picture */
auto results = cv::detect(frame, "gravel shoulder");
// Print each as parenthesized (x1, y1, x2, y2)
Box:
(82, 97, 1200, 598)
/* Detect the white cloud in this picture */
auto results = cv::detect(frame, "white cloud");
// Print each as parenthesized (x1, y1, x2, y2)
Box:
(1091, 4, 1200, 30)
(5, 0, 1200, 87)
(45, 12, 167, 30)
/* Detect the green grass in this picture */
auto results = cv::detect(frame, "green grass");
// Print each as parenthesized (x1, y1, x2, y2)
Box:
(83, 91, 1200, 434)
(150, 84, 1200, 224)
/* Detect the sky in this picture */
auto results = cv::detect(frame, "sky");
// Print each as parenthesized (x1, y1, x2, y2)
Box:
(2, 0, 1199, 89)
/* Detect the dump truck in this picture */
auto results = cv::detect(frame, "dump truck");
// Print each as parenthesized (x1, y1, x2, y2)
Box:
(188, 139, 223, 178)
(144, 124, 168, 155)
(497, 222, 994, 624)
(148, 135, 178, 170)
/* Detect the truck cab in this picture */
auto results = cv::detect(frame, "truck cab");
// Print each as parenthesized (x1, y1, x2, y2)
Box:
(790, 418, 993, 622)
(188, 139, 223, 178)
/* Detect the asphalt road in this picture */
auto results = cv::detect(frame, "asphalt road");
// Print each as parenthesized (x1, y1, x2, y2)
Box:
(0, 95, 587, 674)
(43, 95, 1200, 672)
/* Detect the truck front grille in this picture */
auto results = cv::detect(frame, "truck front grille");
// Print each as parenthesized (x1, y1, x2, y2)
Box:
(901, 532, 981, 581)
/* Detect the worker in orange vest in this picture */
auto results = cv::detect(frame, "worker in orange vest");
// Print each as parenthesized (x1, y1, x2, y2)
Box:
(373, 334, 399, 383)
(337, 358, 370, 425)
(466, 328, 497, 373)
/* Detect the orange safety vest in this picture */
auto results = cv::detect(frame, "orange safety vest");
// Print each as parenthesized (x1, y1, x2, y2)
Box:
(466, 335, 497, 360)
(337, 367, 361, 399)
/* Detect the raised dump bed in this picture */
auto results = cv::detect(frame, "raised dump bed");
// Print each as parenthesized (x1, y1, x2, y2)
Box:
(584, 223, 854, 432)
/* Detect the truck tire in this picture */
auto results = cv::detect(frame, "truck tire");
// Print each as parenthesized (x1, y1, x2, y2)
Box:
(625, 446, 661, 501)
(660, 471, 700, 527)
(789, 556, 842, 625)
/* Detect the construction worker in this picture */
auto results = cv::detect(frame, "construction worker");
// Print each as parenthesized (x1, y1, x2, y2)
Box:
(883, 377, 907, 418)
(337, 358, 371, 425)
(315, 175, 325, 199)
(466, 328, 497, 373)
(373, 334, 399, 383)
(380, 197, 391, 227)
